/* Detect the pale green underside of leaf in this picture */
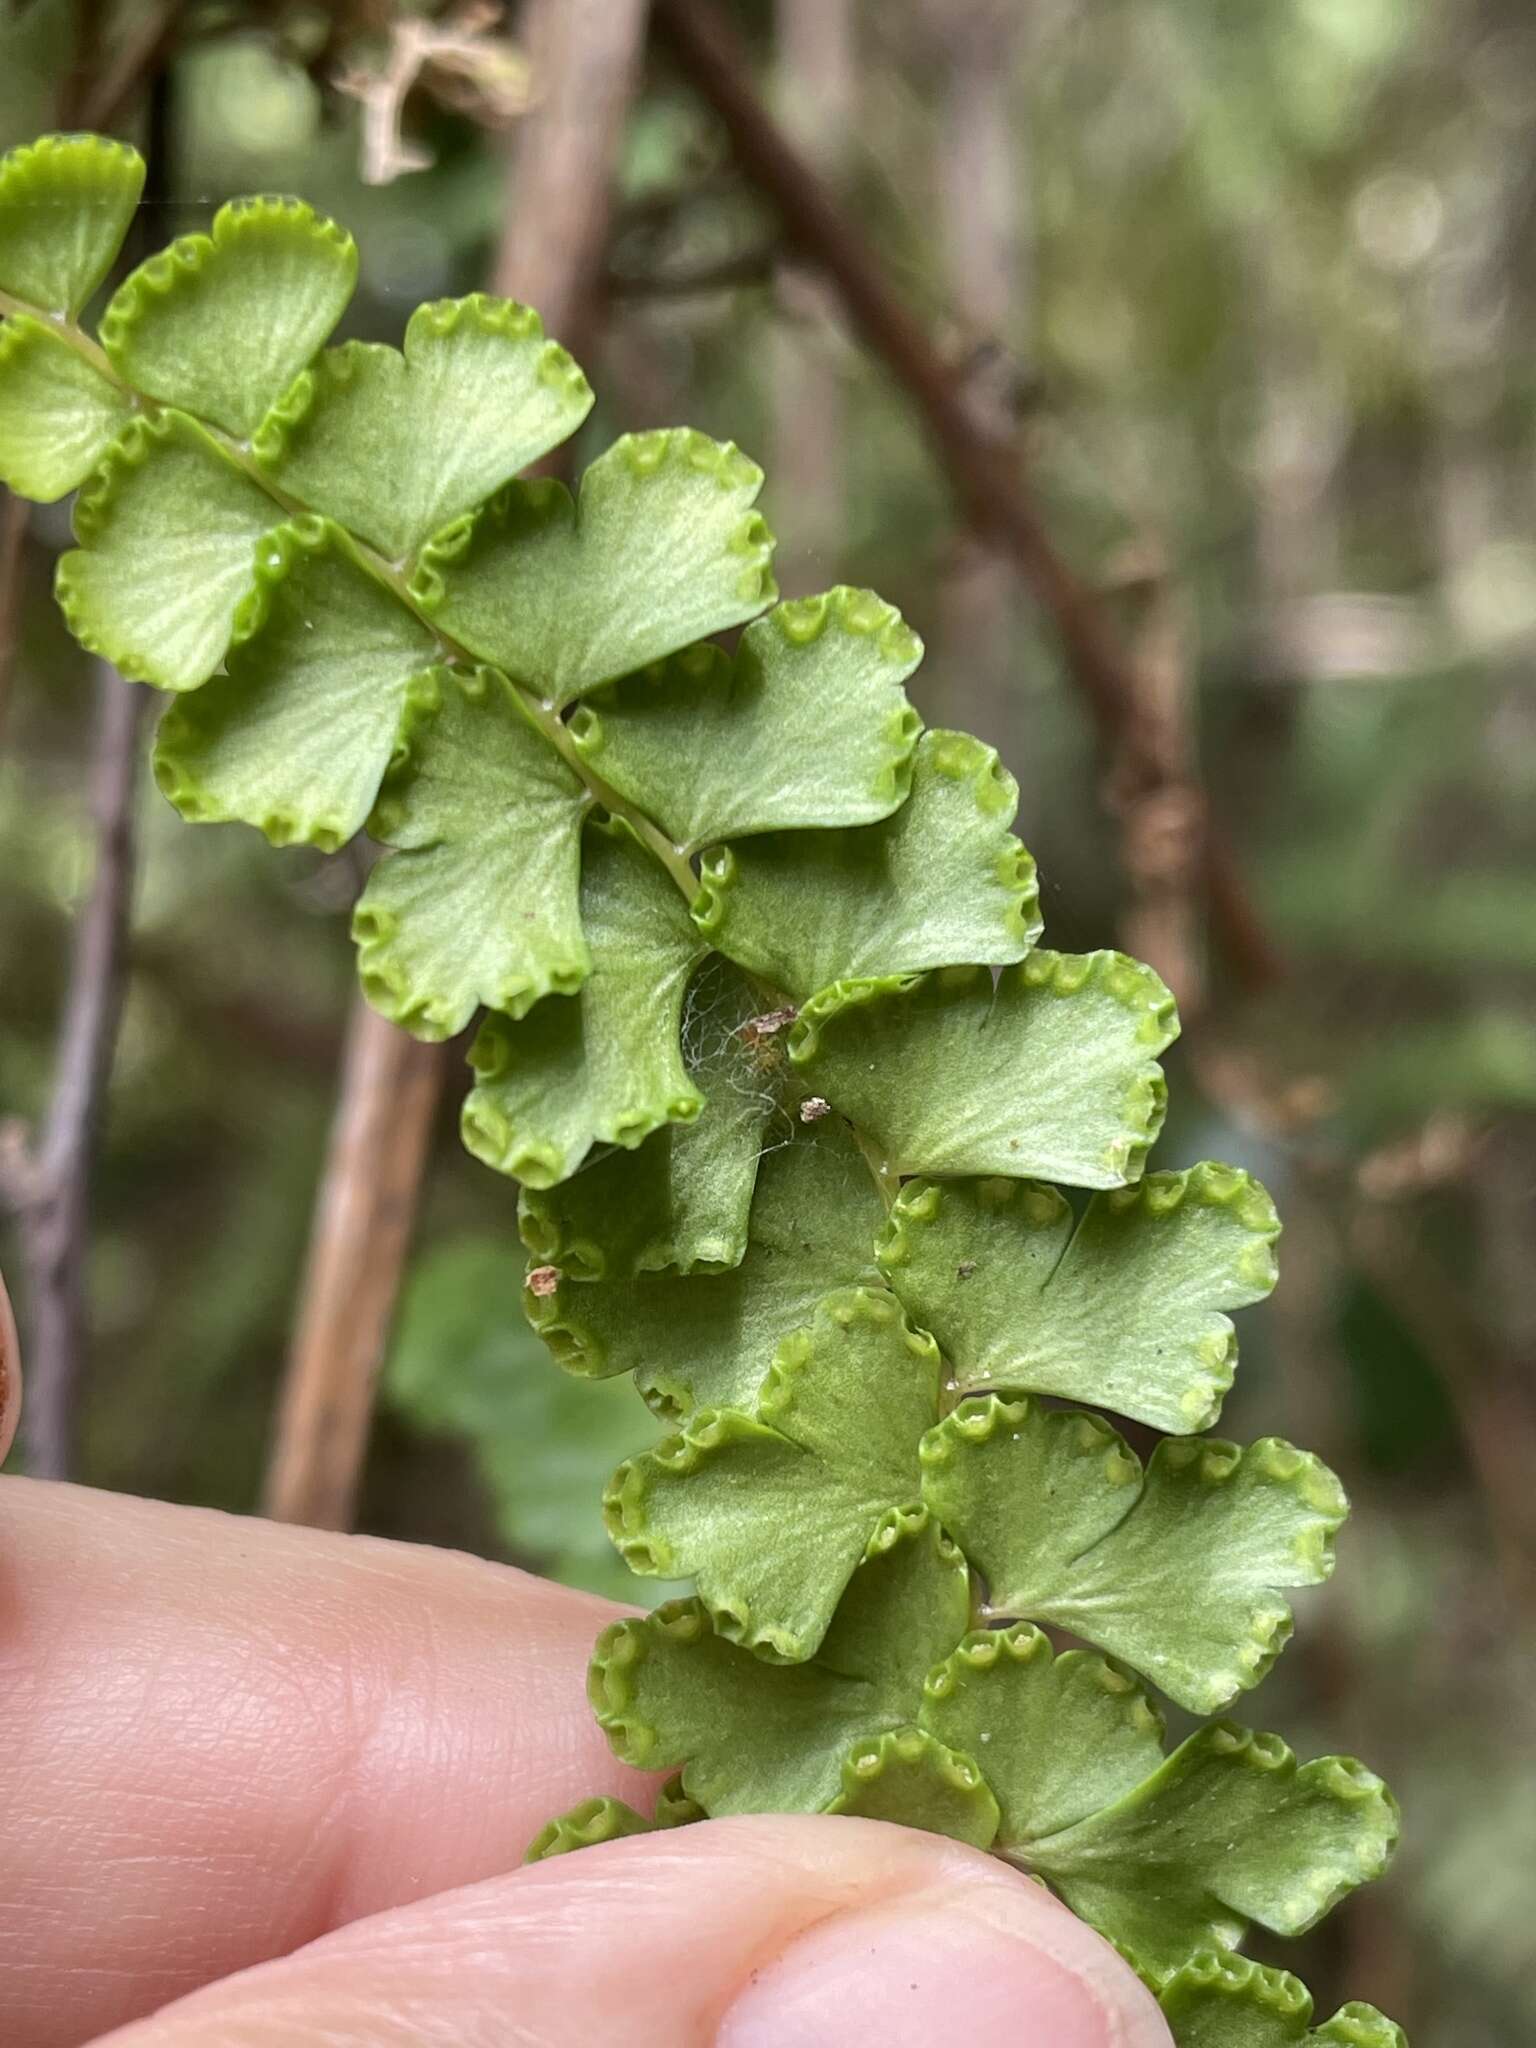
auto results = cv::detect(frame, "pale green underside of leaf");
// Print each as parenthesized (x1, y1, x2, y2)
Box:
(694, 726, 1042, 992)
(588, 1514, 970, 1815)
(588, 1520, 1396, 1974)
(0, 315, 133, 499)
(877, 1163, 1280, 1434)
(153, 520, 437, 851)
(1026, 1724, 1399, 1981)
(922, 1632, 1396, 1977)
(0, 133, 144, 316)
(826, 1726, 1000, 1847)
(524, 1113, 884, 1415)
(790, 952, 1178, 1187)
(461, 823, 707, 1188)
(255, 294, 593, 559)
(923, 1626, 1167, 1844)
(923, 1397, 1347, 1712)
(605, 1287, 941, 1659)
(354, 665, 591, 1039)
(1157, 1954, 1408, 2048)
(100, 195, 357, 437)
(419, 428, 777, 707)
(569, 586, 922, 854)
(56, 410, 278, 692)
(518, 957, 773, 1279)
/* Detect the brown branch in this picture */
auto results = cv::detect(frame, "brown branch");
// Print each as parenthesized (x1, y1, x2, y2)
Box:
(262, 0, 654, 1533)
(261, 1009, 447, 1529)
(0, 667, 148, 1479)
(769, 0, 853, 596)
(492, 0, 653, 338)
(653, 0, 1281, 995)
(1104, 542, 1206, 1017)
(79, 2, 188, 133)
(924, 0, 1031, 875)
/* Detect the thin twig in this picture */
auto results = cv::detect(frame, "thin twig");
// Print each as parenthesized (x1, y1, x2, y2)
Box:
(263, 0, 655, 1532)
(80, 1, 187, 134)
(334, 2, 534, 186)
(492, 0, 653, 334)
(1104, 541, 1206, 1017)
(769, 0, 853, 596)
(261, 1009, 447, 1529)
(923, 0, 1031, 845)
(0, 45, 172, 1478)
(1, 668, 147, 1479)
(653, 0, 1281, 994)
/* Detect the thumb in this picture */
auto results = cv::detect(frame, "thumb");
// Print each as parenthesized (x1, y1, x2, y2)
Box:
(100, 1813, 1171, 2047)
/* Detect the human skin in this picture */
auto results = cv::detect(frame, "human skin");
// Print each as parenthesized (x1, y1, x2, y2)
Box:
(0, 1267, 18, 1465)
(0, 1345, 1171, 2047)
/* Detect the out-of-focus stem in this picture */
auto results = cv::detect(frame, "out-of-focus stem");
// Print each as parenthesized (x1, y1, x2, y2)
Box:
(263, 0, 655, 1532)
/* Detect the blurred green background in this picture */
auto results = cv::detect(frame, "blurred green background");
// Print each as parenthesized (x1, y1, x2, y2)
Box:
(2, 2, 1534, 2039)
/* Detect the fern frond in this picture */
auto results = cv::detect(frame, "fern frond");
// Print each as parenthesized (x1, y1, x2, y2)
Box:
(0, 130, 1408, 2043)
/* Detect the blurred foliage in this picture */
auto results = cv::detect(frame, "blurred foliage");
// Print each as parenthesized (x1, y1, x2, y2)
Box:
(2, 1, 1534, 2039)
(384, 1238, 682, 1602)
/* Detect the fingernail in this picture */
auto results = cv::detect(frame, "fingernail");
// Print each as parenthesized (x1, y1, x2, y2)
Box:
(716, 1878, 1167, 2048)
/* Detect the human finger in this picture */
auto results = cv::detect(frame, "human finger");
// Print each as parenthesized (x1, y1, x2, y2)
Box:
(97, 1813, 1172, 2048)
(0, 1264, 19, 1464)
(0, 1477, 649, 2048)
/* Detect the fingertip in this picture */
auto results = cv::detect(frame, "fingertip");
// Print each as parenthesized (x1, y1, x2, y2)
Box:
(0, 1266, 19, 1466)
(105, 1813, 1172, 2048)
(713, 1819, 1171, 2048)
(0, 1480, 649, 2046)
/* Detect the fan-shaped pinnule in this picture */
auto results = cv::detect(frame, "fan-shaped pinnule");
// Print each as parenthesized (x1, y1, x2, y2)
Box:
(922, 1397, 1345, 1712)
(1155, 1954, 1408, 2048)
(253, 294, 594, 560)
(876, 1163, 1281, 1434)
(789, 949, 1179, 1186)
(98, 194, 358, 437)
(0, 133, 144, 316)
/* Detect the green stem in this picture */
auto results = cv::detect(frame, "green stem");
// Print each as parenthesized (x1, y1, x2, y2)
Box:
(0, 293, 123, 381)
